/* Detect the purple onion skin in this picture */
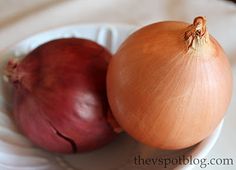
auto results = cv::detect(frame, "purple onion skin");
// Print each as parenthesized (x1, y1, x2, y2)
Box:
(6, 38, 117, 153)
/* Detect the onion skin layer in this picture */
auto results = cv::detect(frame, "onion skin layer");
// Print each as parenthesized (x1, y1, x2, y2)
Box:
(107, 17, 232, 150)
(6, 38, 117, 153)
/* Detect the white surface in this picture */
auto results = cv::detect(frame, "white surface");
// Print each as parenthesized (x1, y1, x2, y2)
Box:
(0, 0, 236, 170)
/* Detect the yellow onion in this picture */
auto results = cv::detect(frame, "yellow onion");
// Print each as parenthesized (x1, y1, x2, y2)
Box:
(107, 16, 232, 150)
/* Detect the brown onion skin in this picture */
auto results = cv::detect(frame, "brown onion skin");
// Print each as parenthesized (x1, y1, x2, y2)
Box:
(7, 38, 117, 153)
(107, 17, 232, 150)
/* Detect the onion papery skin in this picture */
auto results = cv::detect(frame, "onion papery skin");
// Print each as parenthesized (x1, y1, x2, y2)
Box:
(7, 38, 117, 153)
(107, 17, 232, 150)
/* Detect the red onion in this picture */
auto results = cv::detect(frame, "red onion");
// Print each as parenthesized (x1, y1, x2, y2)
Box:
(6, 38, 119, 153)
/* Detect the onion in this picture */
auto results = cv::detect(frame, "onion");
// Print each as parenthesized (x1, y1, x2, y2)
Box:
(107, 16, 232, 150)
(6, 38, 120, 153)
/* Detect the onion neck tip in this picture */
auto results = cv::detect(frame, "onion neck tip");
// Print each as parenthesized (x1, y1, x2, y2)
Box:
(185, 16, 209, 50)
(5, 58, 20, 84)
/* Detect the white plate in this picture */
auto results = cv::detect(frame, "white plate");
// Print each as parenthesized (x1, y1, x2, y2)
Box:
(0, 24, 224, 170)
